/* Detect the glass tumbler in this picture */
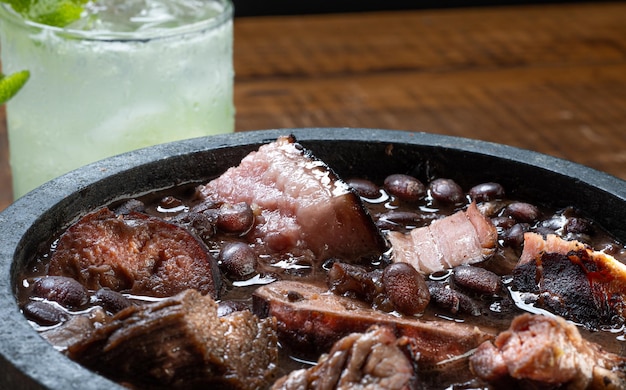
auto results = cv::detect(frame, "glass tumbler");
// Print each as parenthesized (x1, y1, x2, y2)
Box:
(0, 0, 234, 199)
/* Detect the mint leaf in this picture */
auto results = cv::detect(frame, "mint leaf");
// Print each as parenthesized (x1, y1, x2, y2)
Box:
(2, 0, 88, 27)
(0, 70, 30, 105)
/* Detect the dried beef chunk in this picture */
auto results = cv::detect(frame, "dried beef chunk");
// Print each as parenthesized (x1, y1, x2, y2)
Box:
(67, 289, 278, 390)
(48, 208, 220, 298)
(272, 326, 417, 390)
(197, 135, 386, 264)
(512, 233, 626, 329)
(41, 312, 103, 350)
(469, 313, 626, 389)
(252, 280, 495, 368)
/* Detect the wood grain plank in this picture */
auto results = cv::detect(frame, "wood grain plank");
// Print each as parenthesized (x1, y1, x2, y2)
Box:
(235, 63, 626, 179)
(1, 2, 626, 211)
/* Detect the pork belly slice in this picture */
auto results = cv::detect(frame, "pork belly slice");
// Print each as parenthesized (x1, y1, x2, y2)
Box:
(272, 326, 416, 390)
(388, 202, 497, 275)
(67, 289, 278, 390)
(197, 135, 386, 263)
(470, 313, 626, 389)
(252, 280, 495, 368)
(48, 208, 220, 298)
(512, 233, 626, 329)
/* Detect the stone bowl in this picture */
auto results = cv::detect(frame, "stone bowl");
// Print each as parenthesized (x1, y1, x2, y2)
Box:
(1, 128, 625, 389)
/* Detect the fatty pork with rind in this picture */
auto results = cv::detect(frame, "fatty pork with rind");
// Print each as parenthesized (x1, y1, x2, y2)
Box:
(388, 202, 497, 275)
(196, 135, 386, 265)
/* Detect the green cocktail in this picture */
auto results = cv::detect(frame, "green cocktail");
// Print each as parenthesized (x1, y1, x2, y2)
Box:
(0, 0, 234, 199)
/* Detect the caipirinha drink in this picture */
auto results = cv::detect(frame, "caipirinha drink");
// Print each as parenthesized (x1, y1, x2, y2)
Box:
(0, 0, 234, 199)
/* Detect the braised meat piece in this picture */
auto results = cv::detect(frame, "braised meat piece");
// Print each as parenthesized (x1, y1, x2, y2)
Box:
(470, 313, 626, 389)
(388, 202, 497, 275)
(48, 208, 220, 298)
(197, 135, 386, 264)
(327, 262, 430, 315)
(272, 326, 417, 390)
(252, 280, 494, 368)
(67, 289, 278, 390)
(512, 233, 626, 329)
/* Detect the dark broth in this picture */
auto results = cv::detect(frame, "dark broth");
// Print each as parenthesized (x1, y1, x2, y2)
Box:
(17, 176, 626, 388)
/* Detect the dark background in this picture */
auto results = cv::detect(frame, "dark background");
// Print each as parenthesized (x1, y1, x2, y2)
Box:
(232, 0, 614, 17)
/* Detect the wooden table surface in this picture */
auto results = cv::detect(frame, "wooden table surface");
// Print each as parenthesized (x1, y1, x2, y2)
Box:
(1, 1, 626, 211)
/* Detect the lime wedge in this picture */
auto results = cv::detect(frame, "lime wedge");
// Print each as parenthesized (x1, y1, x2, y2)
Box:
(2, 0, 88, 27)
(0, 70, 30, 105)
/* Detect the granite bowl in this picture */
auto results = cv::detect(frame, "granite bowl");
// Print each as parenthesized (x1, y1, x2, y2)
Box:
(1, 128, 626, 389)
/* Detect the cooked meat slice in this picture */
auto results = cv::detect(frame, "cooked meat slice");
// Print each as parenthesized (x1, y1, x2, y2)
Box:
(470, 313, 626, 389)
(388, 202, 497, 274)
(272, 326, 416, 390)
(252, 280, 494, 368)
(41, 314, 101, 350)
(512, 233, 626, 329)
(67, 289, 278, 390)
(48, 208, 220, 298)
(197, 135, 386, 264)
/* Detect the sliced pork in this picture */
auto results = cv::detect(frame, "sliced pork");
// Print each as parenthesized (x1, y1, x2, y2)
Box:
(68, 289, 278, 390)
(197, 135, 386, 264)
(48, 208, 220, 298)
(470, 313, 626, 389)
(388, 202, 497, 274)
(272, 326, 417, 390)
(252, 280, 494, 368)
(512, 233, 626, 329)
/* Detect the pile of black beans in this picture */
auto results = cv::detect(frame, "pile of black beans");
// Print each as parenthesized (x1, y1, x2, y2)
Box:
(348, 173, 614, 256)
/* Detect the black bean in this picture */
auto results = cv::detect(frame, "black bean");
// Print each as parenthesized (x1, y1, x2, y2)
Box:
(327, 262, 384, 305)
(94, 288, 131, 314)
(217, 202, 255, 234)
(503, 202, 540, 223)
(31, 276, 89, 309)
(382, 263, 430, 315)
(219, 242, 257, 280)
(564, 217, 594, 235)
(158, 196, 184, 210)
(426, 281, 481, 316)
(347, 178, 380, 199)
(377, 210, 430, 226)
(171, 211, 217, 243)
(383, 174, 426, 202)
(469, 182, 505, 202)
(491, 216, 516, 230)
(452, 265, 502, 295)
(502, 223, 530, 248)
(22, 301, 69, 326)
(429, 178, 465, 205)
(539, 217, 565, 231)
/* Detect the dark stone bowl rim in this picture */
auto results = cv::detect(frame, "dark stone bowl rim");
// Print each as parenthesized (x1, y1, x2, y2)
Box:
(1, 127, 625, 389)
